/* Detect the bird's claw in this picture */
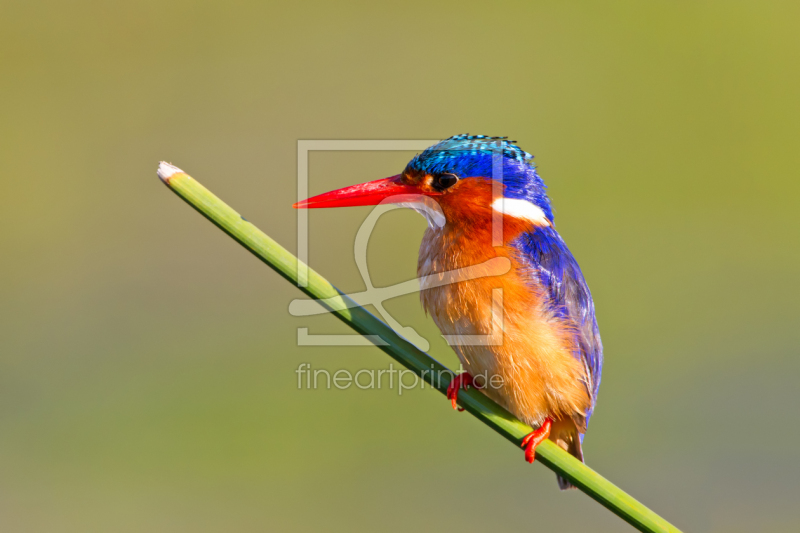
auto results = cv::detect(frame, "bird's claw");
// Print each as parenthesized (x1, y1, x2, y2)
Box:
(446, 372, 475, 411)
(521, 418, 552, 463)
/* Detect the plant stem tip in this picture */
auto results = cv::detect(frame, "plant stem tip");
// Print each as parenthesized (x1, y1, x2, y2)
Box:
(157, 162, 184, 183)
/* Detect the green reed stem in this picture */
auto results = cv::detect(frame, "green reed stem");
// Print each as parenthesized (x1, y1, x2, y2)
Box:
(158, 162, 682, 533)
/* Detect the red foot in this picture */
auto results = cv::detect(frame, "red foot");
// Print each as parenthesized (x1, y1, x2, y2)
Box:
(521, 418, 552, 463)
(446, 372, 475, 411)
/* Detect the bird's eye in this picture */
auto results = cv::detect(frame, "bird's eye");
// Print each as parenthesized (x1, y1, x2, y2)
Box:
(432, 173, 459, 191)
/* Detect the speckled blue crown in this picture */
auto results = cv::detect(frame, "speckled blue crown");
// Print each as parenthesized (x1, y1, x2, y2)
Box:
(406, 134, 554, 222)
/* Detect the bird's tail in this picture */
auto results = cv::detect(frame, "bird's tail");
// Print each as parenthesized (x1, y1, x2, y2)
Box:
(550, 418, 585, 490)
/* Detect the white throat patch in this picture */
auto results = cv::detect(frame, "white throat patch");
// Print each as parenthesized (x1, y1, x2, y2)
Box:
(392, 196, 446, 229)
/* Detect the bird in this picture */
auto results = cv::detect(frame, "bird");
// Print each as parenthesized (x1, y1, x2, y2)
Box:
(293, 135, 602, 489)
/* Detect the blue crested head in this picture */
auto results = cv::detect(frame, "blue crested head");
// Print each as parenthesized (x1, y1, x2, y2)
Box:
(405, 134, 554, 222)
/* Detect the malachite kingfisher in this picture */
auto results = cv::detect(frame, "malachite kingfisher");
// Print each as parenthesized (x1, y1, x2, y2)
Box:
(294, 135, 602, 489)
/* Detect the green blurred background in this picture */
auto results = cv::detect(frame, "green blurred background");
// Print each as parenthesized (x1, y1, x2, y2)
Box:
(2, 1, 799, 531)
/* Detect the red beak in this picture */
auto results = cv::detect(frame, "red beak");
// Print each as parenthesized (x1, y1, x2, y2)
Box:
(293, 174, 439, 209)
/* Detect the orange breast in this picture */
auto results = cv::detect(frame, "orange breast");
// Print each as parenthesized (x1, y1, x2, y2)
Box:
(418, 217, 591, 429)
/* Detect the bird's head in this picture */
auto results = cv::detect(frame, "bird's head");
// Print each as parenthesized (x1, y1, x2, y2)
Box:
(294, 135, 554, 230)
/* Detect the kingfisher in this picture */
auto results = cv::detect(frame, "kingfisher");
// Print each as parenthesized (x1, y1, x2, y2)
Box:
(294, 135, 602, 489)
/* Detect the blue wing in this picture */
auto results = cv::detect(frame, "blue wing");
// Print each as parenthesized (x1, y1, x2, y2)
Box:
(512, 226, 603, 423)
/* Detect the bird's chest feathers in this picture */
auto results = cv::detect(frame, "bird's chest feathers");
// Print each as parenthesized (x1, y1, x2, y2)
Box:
(417, 225, 514, 336)
(417, 223, 590, 425)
